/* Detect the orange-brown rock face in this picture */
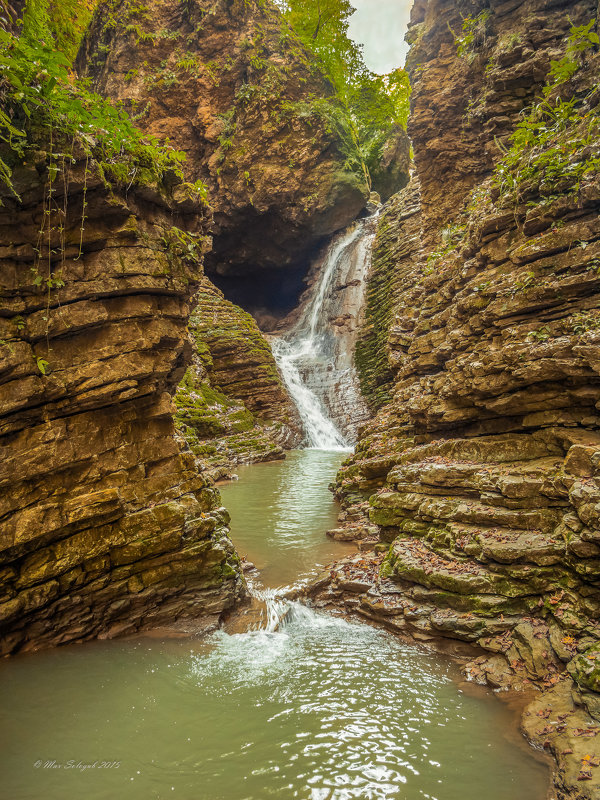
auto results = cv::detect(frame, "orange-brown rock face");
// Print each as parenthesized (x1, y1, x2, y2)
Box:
(327, 2, 600, 792)
(0, 160, 245, 655)
(77, 0, 370, 280)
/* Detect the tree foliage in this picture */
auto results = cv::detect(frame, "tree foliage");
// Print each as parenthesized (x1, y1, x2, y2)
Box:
(280, 0, 410, 188)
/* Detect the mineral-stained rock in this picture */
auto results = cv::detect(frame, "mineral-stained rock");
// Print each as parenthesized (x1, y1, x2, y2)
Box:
(0, 158, 245, 655)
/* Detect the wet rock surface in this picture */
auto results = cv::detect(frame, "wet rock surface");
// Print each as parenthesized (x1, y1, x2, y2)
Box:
(0, 160, 245, 654)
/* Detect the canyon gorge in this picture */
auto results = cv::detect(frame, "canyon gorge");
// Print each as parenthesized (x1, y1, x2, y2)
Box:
(1, 0, 600, 797)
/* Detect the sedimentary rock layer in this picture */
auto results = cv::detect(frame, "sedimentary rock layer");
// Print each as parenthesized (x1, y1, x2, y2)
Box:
(329, 2, 600, 794)
(0, 160, 244, 655)
(175, 278, 302, 477)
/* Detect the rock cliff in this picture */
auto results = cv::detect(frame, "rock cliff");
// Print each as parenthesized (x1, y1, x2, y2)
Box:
(0, 158, 245, 655)
(318, 1, 600, 795)
(1, 0, 386, 654)
(75, 0, 386, 466)
(76, 0, 370, 281)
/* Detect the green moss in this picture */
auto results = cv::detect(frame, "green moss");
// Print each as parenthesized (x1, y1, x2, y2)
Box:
(568, 642, 600, 693)
(493, 19, 600, 206)
(354, 198, 406, 409)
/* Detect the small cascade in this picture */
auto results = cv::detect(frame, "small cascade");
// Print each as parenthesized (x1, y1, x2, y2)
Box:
(270, 215, 377, 449)
(249, 585, 343, 635)
(257, 587, 291, 632)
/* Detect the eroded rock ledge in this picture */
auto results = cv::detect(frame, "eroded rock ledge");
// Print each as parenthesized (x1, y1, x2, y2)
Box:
(77, 0, 371, 280)
(0, 160, 245, 655)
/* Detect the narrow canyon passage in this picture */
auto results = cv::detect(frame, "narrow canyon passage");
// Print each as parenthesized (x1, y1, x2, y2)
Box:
(0, 210, 549, 799)
(0, 450, 549, 800)
(3, 0, 600, 797)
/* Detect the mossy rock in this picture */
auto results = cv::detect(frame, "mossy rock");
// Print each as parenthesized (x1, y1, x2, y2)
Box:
(568, 642, 600, 693)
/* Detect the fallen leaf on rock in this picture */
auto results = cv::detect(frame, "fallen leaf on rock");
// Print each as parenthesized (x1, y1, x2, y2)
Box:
(573, 728, 600, 738)
(537, 725, 555, 735)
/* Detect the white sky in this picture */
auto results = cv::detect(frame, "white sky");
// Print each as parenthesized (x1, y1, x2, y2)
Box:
(347, 0, 414, 73)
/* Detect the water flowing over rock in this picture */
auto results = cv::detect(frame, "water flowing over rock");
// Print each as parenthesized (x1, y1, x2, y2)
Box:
(270, 217, 376, 449)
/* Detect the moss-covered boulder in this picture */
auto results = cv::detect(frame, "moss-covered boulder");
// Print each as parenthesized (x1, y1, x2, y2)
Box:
(174, 279, 301, 474)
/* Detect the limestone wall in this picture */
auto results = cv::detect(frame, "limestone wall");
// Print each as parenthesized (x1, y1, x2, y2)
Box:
(329, 3, 600, 790)
(0, 160, 244, 654)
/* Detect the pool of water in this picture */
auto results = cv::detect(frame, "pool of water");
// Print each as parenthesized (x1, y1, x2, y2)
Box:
(0, 450, 549, 800)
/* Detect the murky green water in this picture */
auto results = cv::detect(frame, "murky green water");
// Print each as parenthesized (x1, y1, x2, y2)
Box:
(0, 450, 549, 800)
(220, 449, 352, 587)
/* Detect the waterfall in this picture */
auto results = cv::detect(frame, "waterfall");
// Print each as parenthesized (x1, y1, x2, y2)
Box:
(251, 586, 344, 634)
(270, 216, 377, 450)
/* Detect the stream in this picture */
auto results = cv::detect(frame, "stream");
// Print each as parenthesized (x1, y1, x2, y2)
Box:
(0, 450, 549, 800)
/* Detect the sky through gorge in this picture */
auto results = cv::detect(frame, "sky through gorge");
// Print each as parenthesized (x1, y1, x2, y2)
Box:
(348, 0, 413, 72)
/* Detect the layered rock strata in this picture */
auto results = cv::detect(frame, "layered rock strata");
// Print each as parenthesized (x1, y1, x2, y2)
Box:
(323, 2, 600, 795)
(175, 279, 301, 478)
(76, 0, 384, 467)
(0, 159, 245, 655)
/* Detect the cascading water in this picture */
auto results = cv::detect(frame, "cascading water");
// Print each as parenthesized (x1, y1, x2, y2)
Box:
(270, 215, 377, 450)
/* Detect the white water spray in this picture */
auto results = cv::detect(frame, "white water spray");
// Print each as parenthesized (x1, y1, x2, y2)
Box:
(271, 216, 377, 450)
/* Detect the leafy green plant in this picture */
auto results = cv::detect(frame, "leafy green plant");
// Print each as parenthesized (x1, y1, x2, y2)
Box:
(160, 226, 206, 266)
(453, 11, 491, 61)
(493, 18, 600, 206)
(527, 326, 551, 342)
(175, 54, 199, 74)
(424, 224, 466, 272)
(546, 19, 599, 87)
(0, 0, 191, 204)
(35, 356, 49, 375)
(281, 0, 410, 188)
(569, 310, 600, 334)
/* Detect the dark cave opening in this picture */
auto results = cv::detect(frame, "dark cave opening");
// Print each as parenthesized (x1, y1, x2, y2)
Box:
(205, 230, 328, 331)
(208, 263, 310, 330)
